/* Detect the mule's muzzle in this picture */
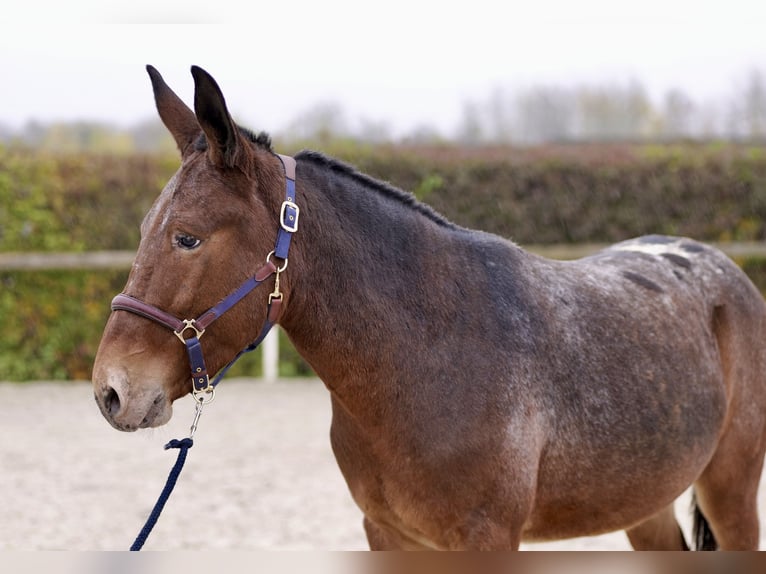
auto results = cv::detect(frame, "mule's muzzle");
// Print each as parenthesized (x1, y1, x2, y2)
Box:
(94, 371, 171, 432)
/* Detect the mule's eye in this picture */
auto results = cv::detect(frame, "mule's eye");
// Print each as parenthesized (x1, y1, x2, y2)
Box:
(175, 234, 201, 250)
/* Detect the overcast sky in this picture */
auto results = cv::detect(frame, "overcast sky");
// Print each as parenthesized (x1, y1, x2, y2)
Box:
(3, 1, 765, 137)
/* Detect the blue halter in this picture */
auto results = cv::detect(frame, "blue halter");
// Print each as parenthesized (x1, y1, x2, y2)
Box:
(110, 154, 298, 402)
(116, 153, 298, 551)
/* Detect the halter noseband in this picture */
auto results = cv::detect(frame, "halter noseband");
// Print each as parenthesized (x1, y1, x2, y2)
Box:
(110, 154, 299, 402)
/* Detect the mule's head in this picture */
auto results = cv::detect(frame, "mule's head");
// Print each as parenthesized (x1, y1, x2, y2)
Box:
(93, 66, 288, 431)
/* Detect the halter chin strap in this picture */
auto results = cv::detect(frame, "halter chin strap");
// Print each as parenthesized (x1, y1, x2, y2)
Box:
(110, 154, 298, 401)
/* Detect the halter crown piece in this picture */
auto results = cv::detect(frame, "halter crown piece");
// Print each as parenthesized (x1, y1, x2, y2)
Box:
(111, 154, 299, 403)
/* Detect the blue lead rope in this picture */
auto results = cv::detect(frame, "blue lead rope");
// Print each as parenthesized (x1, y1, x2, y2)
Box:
(130, 438, 194, 551)
(128, 301, 279, 551)
(128, 318, 276, 551)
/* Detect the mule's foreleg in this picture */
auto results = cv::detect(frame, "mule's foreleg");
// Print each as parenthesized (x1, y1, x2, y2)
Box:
(363, 517, 400, 550)
(362, 517, 447, 550)
(362, 513, 526, 550)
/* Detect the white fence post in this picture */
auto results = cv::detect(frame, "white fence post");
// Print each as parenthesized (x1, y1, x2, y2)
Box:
(262, 327, 279, 383)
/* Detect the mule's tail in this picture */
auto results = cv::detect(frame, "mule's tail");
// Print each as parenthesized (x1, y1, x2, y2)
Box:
(691, 490, 718, 550)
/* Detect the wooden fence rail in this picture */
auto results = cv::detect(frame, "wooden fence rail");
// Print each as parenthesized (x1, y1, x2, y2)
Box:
(0, 250, 135, 271)
(3, 242, 766, 271)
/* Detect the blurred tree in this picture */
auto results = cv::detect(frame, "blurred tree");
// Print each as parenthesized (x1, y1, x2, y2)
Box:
(41, 122, 129, 153)
(486, 86, 514, 143)
(516, 86, 576, 144)
(402, 123, 445, 144)
(20, 120, 47, 147)
(577, 81, 651, 141)
(283, 101, 350, 144)
(357, 117, 393, 144)
(696, 99, 726, 139)
(455, 100, 485, 145)
(726, 69, 766, 140)
(2, 69, 766, 148)
(660, 88, 695, 139)
(130, 119, 177, 153)
(0, 122, 12, 142)
(743, 69, 766, 140)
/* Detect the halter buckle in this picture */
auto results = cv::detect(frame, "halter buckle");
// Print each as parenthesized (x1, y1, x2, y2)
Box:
(280, 200, 300, 233)
(174, 319, 205, 344)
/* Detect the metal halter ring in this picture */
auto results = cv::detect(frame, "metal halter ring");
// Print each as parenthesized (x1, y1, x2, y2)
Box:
(192, 387, 216, 405)
(266, 251, 288, 273)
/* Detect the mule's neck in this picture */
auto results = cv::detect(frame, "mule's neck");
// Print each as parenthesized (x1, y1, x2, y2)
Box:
(278, 153, 466, 386)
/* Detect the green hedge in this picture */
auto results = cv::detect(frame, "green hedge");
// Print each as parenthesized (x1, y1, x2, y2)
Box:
(2, 142, 766, 380)
(339, 142, 766, 244)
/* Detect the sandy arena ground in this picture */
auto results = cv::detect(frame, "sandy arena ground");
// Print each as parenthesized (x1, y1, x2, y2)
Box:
(1, 379, 764, 551)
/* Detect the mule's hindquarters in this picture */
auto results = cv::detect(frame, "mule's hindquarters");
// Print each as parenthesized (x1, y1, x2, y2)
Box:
(688, 294, 766, 550)
(625, 256, 766, 551)
(527, 238, 766, 550)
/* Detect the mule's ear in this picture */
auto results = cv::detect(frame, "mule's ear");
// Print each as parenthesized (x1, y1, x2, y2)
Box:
(191, 65, 242, 168)
(146, 65, 199, 156)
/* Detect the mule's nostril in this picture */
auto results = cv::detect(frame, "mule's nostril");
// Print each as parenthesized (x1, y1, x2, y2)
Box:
(104, 386, 121, 417)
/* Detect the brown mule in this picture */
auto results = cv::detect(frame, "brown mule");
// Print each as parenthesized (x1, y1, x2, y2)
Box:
(93, 66, 766, 550)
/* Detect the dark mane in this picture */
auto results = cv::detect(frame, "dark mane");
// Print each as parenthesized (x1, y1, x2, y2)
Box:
(296, 150, 457, 230)
(241, 127, 273, 150)
(194, 126, 273, 152)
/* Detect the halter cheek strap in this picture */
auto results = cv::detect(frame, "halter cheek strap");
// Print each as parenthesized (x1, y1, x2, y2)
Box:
(110, 154, 298, 401)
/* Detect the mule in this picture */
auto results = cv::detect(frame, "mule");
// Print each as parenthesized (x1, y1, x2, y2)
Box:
(92, 65, 766, 550)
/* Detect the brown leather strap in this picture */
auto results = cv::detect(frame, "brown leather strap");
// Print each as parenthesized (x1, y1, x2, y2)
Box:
(277, 154, 296, 180)
(268, 297, 283, 323)
(111, 294, 185, 332)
